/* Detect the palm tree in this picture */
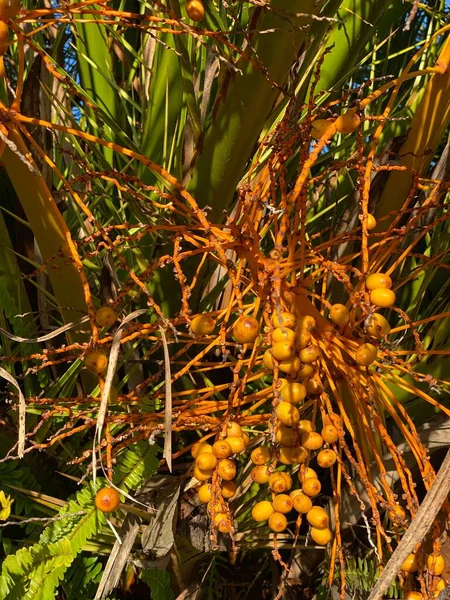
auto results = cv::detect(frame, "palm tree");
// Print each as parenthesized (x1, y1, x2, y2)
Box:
(0, 1, 450, 598)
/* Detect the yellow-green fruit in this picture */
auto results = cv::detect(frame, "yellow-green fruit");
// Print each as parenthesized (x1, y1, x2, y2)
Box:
(269, 473, 291, 493)
(402, 553, 419, 573)
(370, 288, 396, 308)
(276, 401, 300, 426)
(272, 494, 293, 514)
(212, 440, 232, 459)
(197, 484, 212, 503)
(302, 478, 321, 497)
(366, 273, 392, 291)
(190, 314, 216, 336)
(251, 500, 274, 522)
(299, 420, 315, 434)
(355, 343, 378, 366)
(295, 330, 312, 351)
(232, 316, 260, 344)
(301, 432, 324, 451)
(0, 0, 20, 20)
(329, 304, 350, 326)
(365, 313, 391, 338)
(366, 214, 377, 230)
(278, 446, 309, 465)
(272, 327, 296, 343)
(191, 442, 213, 458)
(275, 427, 298, 448)
(296, 315, 316, 331)
(196, 453, 217, 471)
(280, 382, 306, 405)
(84, 350, 108, 374)
(269, 512, 288, 532)
(278, 356, 301, 375)
(307, 506, 329, 529)
(310, 527, 332, 545)
(217, 459, 236, 481)
(95, 306, 117, 328)
(251, 465, 271, 484)
(321, 425, 339, 444)
(427, 554, 445, 576)
(250, 446, 271, 465)
(272, 311, 296, 329)
(186, 0, 205, 21)
(226, 422, 243, 437)
(226, 436, 246, 454)
(335, 109, 360, 134)
(299, 467, 318, 482)
(271, 340, 295, 361)
(293, 492, 313, 513)
(214, 512, 232, 534)
(221, 480, 237, 499)
(299, 345, 321, 364)
(193, 465, 213, 481)
(311, 118, 337, 139)
(0, 21, 9, 55)
(317, 449, 337, 468)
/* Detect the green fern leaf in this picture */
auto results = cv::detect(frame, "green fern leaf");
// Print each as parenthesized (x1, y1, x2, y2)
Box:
(140, 568, 174, 600)
(113, 441, 159, 492)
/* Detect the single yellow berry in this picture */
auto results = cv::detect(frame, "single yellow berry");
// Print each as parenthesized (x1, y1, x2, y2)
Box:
(431, 578, 446, 597)
(402, 553, 419, 573)
(195, 453, 217, 471)
(84, 350, 108, 374)
(191, 442, 213, 458)
(251, 465, 271, 484)
(226, 436, 246, 454)
(280, 382, 306, 405)
(296, 314, 316, 331)
(95, 306, 117, 328)
(212, 440, 233, 459)
(221, 480, 237, 499)
(269, 512, 288, 532)
(301, 432, 324, 451)
(263, 349, 276, 369)
(311, 118, 337, 140)
(366, 214, 377, 230)
(299, 345, 321, 364)
(297, 363, 314, 378)
(197, 484, 212, 503)
(214, 512, 232, 534)
(329, 304, 350, 326)
(272, 494, 293, 514)
(271, 340, 296, 361)
(0, 21, 9, 54)
(387, 505, 406, 523)
(190, 314, 216, 336)
(321, 425, 339, 444)
(317, 449, 337, 468)
(269, 472, 291, 493)
(275, 401, 300, 426)
(365, 313, 391, 338)
(278, 356, 301, 375)
(272, 311, 296, 329)
(278, 446, 309, 465)
(302, 478, 321, 497)
(405, 593, 423, 600)
(217, 459, 236, 481)
(272, 327, 296, 343)
(307, 506, 329, 529)
(186, 0, 205, 21)
(275, 427, 298, 448)
(299, 467, 318, 482)
(335, 109, 360, 134)
(306, 374, 323, 396)
(0, 0, 20, 20)
(310, 526, 332, 545)
(370, 288, 396, 308)
(252, 500, 274, 522)
(295, 330, 312, 351)
(293, 492, 313, 513)
(355, 343, 378, 366)
(193, 465, 213, 481)
(298, 420, 315, 434)
(250, 446, 271, 465)
(427, 554, 445, 576)
(366, 273, 393, 291)
(226, 422, 243, 437)
(232, 316, 260, 344)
